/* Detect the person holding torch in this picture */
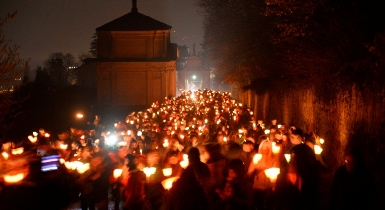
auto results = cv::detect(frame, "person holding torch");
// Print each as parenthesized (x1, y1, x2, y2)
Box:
(247, 139, 279, 210)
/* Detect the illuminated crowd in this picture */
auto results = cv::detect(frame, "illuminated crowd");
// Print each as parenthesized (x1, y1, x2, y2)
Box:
(0, 89, 379, 210)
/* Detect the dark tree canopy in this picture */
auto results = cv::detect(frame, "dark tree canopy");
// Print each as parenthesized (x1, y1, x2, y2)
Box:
(42, 52, 78, 87)
(198, 0, 385, 94)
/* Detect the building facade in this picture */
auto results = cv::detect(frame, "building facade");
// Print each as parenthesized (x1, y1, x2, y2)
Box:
(78, 0, 177, 109)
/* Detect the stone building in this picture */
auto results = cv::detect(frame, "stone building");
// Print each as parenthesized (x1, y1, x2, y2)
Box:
(78, 0, 177, 110)
(176, 44, 210, 95)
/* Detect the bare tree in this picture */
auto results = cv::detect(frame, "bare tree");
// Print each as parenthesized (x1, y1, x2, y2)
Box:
(0, 11, 30, 140)
(0, 11, 29, 91)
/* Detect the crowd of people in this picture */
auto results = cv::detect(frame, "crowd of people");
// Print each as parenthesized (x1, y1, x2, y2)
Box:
(0, 89, 381, 210)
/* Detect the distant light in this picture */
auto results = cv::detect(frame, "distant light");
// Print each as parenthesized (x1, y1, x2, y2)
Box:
(192, 75, 197, 80)
(76, 113, 83, 118)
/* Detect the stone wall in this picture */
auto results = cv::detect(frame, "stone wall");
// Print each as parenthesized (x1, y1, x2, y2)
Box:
(238, 85, 385, 191)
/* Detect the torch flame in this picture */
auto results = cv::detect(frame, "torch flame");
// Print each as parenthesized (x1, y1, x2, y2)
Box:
(253, 154, 262, 164)
(264, 167, 280, 183)
(162, 168, 172, 177)
(272, 142, 281, 154)
(11, 147, 24, 155)
(161, 177, 179, 190)
(113, 169, 123, 179)
(314, 145, 323, 155)
(284, 154, 291, 163)
(4, 173, 25, 183)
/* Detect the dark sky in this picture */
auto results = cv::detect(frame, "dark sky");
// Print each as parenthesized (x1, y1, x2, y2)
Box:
(1, 0, 204, 69)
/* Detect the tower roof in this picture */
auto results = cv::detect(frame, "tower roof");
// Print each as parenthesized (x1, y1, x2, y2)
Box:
(96, 1, 171, 31)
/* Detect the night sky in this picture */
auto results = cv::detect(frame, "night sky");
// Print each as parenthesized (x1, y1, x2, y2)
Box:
(1, 0, 204, 70)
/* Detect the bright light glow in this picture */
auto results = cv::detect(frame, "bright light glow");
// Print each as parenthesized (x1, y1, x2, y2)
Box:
(64, 161, 73, 170)
(11, 147, 24, 155)
(161, 177, 179, 190)
(60, 144, 68, 150)
(319, 138, 324, 144)
(2, 152, 9, 160)
(192, 75, 197, 79)
(253, 154, 262, 164)
(44, 133, 50, 138)
(4, 173, 24, 183)
(272, 142, 281, 154)
(117, 141, 127, 147)
(314, 145, 323, 154)
(264, 168, 280, 183)
(77, 163, 90, 174)
(143, 167, 157, 177)
(72, 161, 83, 170)
(105, 135, 117, 145)
(28, 135, 37, 143)
(162, 168, 172, 177)
(180, 160, 189, 169)
(33, 132, 38, 137)
(113, 169, 123, 178)
(76, 113, 83, 118)
(284, 154, 291, 163)
(278, 124, 282, 129)
(163, 139, 169, 148)
(264, 130, 270, 135)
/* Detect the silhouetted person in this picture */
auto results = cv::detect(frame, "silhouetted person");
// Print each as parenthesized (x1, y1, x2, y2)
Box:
(215, 159, 253, 210)
(186, 147, 211, 187)
(122, 154, 147, 210)
(165, 163, 210, 210)
(330, 149, 380, 210)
